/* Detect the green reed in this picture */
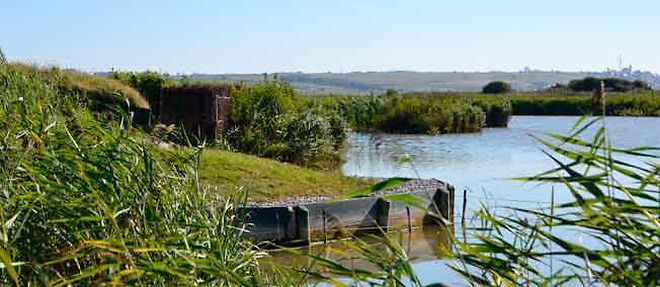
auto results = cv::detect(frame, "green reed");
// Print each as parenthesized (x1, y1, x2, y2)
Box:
(0, 60, 265, 286)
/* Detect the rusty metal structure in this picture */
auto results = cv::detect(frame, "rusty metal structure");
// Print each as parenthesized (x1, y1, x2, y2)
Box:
(160, 85, 232, 139)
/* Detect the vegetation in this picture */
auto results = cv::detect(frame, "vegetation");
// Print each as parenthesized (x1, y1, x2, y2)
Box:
(508, 91, 660, 116)
(569, 76, 652, 92)
(0, 61, 268, 285)
(198, 149, 372, 202)
(226, 82, 347, 169)
(110, 70, 175, 118)
(2, 57, 658, 286)
(4, 63, 149, 109)
(482, 81, 513, 94)
(308, 92, 659, 126)
(305, 93, 512, 135)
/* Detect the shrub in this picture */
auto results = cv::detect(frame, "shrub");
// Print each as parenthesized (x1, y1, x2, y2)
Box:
(569, 77, 652, 92)
(482, 81, 513, 94)
(632, 79, 652, 90)
(304, 93, 513, 134)
(282, 112, 338, 167)
(226, 82, 346, 169)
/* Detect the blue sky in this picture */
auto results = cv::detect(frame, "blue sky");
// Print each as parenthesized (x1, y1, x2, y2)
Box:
(2, 0, 659, 73)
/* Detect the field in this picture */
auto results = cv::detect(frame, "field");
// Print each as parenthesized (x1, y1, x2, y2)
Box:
(170, 70, 660, 94)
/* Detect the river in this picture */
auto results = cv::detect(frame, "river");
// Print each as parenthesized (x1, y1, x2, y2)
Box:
(269, 116, 660, 285)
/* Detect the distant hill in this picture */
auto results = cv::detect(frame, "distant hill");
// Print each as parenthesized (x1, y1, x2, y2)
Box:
(100, 69, 660, 95)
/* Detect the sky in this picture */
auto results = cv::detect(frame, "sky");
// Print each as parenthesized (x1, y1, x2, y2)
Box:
(2, 0, 659, 74)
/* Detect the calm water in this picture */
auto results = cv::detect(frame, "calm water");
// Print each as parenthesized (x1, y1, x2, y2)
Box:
(343, 116, 660, 215)
(270, 116, 660, 285)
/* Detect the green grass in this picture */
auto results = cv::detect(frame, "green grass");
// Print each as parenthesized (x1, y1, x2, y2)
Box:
(199, 149, 373, 202)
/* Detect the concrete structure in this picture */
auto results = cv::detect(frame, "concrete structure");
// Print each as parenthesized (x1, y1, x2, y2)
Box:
(241, 179, 454, 246)
(159, 85, 232, 140)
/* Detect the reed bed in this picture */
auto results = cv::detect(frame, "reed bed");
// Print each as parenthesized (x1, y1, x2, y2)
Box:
(0, 62, 265, 285)
(304, 93, 512, 135)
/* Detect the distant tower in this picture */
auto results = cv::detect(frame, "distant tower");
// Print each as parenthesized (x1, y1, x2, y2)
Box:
(618, 54, 623, 71)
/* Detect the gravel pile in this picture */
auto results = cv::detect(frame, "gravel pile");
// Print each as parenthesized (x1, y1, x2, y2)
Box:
(373, 179, 450, 197)
(246, 195, 330, 207)
(246, 179, 451, 208)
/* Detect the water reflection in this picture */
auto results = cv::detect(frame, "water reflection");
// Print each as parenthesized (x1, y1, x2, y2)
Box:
(262, 225, 452, 272)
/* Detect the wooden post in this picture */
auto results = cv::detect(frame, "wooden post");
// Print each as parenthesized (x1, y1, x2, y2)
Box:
(461, 189, 468, 243)
(406, 206, 412, 233)
(322, 209, 328, 244)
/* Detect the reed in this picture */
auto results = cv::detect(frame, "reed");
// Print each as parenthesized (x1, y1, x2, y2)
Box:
(304, 93, 512, 135)
(0, 62, 264, 285)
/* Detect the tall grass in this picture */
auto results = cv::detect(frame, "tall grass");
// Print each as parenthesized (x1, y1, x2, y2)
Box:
(0, 61, 265, 285)
(4, 63, 149, 110)
(306, 91, 659, 136)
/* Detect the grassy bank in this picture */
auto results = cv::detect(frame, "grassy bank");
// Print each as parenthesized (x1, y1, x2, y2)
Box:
(5, 63, 149, 109)
(198, 149, 372, 202)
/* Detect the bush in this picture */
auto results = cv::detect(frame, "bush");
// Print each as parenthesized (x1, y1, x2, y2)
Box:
(482, 81, 513, 94)
(304, 93, 513, 134)
(569, 77, 652, 92)
(226, 82, 346, 169)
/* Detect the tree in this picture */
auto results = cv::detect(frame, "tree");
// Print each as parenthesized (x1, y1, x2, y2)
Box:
(569, 77, 651, 92)
(482, 81, 512, 94)
(632, 80, 652, 90)
(568, 77, 601, 91)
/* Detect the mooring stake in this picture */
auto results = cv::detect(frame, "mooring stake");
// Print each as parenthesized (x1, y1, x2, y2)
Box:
(406, 206, 412, 233)
(462, 189, 468, 243)
(322, 209, 327, 244)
